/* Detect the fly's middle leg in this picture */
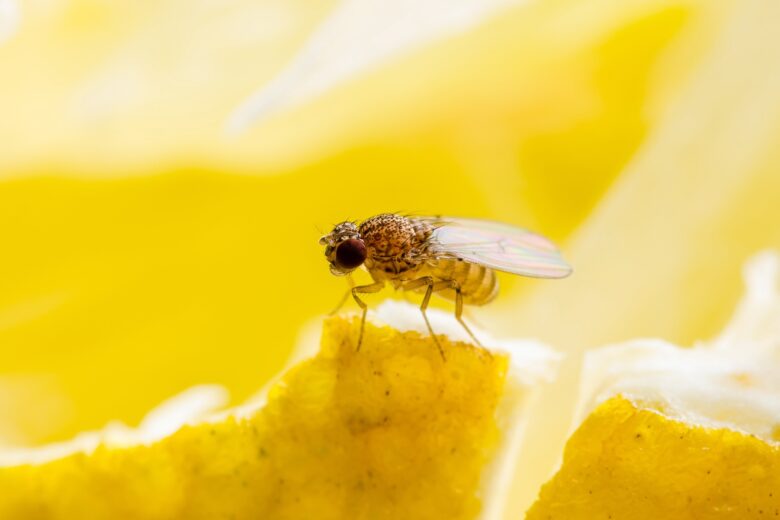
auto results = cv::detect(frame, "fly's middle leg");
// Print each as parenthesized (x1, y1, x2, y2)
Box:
(453, 284, 483, 348)
(351, 281, 384, 351)
(402, 276, 451, 361)
(403, 278, 486, 358)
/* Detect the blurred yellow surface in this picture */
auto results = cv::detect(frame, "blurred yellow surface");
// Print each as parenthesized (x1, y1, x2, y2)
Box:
(0, 315, 509, 520)
(0, 0, 700, 446)
(0, 168, 486, 446)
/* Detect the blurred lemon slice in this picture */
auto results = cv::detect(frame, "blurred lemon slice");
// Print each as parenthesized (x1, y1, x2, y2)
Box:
(0, 302, 559, 520)
(528, 251, 780, 519)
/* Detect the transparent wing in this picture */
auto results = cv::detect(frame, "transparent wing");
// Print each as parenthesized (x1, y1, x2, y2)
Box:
(418, 216, 572, 279)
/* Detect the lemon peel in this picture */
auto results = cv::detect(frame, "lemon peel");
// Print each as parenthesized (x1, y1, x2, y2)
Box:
(0, 302, 559, 520)
(528, 251, 780, 519)
(527, 395, 780, 520)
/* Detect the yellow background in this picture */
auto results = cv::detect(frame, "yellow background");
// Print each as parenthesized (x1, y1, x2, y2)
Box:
(1, 0, 779, 516)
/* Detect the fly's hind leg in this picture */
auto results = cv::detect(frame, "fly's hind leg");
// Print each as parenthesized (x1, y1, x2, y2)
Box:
(351, 281, 384, 351)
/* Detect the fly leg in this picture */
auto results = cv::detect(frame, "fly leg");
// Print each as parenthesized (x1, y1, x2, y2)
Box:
(403, 278, 485, 357)
(413, 279, 483, 347)
(402, 276, 450, 361)
(452, 284, 483, 347)
(351, 281, 384, 351)
(328, 274, 355, 316)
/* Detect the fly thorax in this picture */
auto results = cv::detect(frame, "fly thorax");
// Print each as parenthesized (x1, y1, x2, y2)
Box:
(359, 214, 433, 276)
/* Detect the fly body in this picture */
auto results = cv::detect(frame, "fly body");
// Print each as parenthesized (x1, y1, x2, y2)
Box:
(319, 213, 571, 359)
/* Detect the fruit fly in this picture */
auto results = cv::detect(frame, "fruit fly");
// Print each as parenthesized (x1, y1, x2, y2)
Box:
(319, 213, 571, 359)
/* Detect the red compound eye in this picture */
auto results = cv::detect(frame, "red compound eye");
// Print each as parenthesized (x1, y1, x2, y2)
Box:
(335, 238, 367, 269)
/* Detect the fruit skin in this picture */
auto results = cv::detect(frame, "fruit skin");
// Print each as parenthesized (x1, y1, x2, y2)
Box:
(0, 316, 508, 520)
(527, 396, 780, 520)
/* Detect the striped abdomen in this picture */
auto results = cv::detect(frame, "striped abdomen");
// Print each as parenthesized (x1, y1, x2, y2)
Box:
(423, 259, 499, 306)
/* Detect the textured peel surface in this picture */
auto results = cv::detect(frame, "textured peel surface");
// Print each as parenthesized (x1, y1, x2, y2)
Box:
(527, 396, 780, 520)
(528, 253, 780, 520)
(0, 315, 512, 520)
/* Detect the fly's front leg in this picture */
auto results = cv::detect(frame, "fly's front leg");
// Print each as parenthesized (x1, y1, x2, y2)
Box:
(402, 276, 449, 361)
(351, 281, 384, 351)
(329, 274, 355, 316)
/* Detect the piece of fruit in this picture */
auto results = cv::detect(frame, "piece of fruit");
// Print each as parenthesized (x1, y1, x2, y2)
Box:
(528, 252, 780, 519)
(0, 302, 559, 519)
(527, 396, 780, 519)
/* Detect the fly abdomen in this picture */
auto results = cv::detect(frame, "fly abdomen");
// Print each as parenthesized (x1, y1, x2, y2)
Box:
(429, 259, 498, 306)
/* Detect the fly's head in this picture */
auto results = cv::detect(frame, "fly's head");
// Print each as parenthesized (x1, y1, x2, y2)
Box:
(319, 221, 367, 276)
